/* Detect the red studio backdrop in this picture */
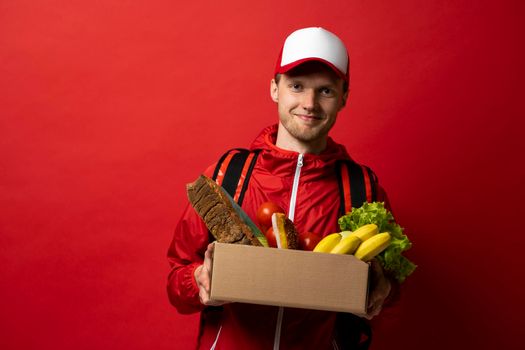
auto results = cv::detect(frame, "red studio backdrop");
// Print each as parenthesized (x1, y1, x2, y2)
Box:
(1, 1, 524, 349)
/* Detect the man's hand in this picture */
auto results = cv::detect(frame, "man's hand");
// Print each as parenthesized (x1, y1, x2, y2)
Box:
(194, 242, 228, 307)
(365, 259, 392, 320)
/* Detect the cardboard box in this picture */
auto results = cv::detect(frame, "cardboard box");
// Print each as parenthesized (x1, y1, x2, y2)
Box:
(210, 243, 370, 315)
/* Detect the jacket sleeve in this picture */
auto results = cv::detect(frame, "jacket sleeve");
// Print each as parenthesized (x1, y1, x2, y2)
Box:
(166, 203, 209, 314)
(166, 166, 216, 314)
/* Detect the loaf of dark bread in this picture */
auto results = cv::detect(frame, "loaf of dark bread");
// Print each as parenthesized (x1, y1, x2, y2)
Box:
(186, 175, 262, 246)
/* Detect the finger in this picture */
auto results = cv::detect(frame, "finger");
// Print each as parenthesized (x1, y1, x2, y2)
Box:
(382, 280, 392, 300)
(366, 304, 382, 320)
(368, 282, 391, 309)
(202, 261, 212, 292)
(367, 297, 381, 315)
(206, 242, 215, 258)
(201, 278, 209, 293)
(199, 288, 209, 305)
(199, 267, 210, 293)
(194, 264, 203, 285)
(199, 243, 219, 305)
(204, 243, 215, 272)
(200, 289, 228, 307)
(195, 266, 212, 294)
(207, 299, 228, 307)
(204, 259, 212, 275)
(367, 292, 379, 309)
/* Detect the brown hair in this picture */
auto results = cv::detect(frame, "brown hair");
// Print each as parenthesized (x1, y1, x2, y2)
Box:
(274, 73, 349, 93)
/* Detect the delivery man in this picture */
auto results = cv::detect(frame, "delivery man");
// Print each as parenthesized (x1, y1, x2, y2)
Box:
(167, 27, 395, 349)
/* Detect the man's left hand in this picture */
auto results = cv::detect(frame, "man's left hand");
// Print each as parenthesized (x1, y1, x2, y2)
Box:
(365, 259, 392, 320)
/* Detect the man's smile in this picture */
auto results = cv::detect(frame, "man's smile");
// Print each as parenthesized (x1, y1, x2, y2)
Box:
(294, 113, 323, 122)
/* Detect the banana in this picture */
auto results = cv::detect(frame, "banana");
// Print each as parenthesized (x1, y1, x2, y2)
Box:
(354, 232, 391, 262)
(339, 230, 353, 238)
(350, 224, 378, 241)
(313, 233, 342, 253)
(330, 235, 362, 254)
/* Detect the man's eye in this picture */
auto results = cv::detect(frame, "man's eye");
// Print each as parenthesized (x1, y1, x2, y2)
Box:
(320, 88, 333, 96)
(290, 84, 302, 91)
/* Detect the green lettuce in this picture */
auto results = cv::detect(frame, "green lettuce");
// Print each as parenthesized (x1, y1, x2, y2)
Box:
(338, 202, 416, 283)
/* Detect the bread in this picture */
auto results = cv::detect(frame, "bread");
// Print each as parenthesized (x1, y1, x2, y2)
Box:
(186, 175, 262, 246)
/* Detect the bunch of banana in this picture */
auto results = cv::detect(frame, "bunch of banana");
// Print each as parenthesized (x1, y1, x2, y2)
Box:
(313, 224, 392, 262)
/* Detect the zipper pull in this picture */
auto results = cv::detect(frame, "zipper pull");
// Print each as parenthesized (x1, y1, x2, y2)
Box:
(297, 153, 304, 168)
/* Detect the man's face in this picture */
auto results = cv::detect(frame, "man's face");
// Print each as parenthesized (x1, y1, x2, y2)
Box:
(271, 62, 348, 146)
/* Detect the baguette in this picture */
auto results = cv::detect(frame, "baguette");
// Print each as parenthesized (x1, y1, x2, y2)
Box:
(186, 175, 262, 246)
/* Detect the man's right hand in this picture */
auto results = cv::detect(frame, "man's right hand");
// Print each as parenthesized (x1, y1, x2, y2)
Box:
(194, 242, 228, 306)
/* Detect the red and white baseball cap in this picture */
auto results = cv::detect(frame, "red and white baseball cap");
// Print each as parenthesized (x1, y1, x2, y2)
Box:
(275, 27, 349, 82)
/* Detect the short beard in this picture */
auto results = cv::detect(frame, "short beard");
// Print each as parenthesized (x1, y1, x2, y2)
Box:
(280, 116, 336, 143)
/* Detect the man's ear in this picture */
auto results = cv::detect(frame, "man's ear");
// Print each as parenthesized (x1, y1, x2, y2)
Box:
(270, 79, 279, 103)
(340, 89, 350, 109)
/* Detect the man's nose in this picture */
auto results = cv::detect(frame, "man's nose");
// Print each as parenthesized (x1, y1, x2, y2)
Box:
(301, 89, 318, 111)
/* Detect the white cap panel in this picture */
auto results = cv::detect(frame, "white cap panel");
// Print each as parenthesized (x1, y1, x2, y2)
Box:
(280, 27, 348, 75)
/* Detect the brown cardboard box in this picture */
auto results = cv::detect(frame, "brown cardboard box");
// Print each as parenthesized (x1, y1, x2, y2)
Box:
(210, 242, 370, 315)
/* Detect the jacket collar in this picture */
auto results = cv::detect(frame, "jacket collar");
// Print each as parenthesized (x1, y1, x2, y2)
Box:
(249, 124, 352, 177)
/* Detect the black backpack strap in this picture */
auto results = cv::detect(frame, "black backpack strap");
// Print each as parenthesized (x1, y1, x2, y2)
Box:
(211, 148, 260, 206)
(335, 159, 379, 350)
(363, 165, 378, 203)
(336, 159, 379, 216)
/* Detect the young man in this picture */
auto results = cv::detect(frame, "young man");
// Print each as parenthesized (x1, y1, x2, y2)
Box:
(167, 27, 393, 349)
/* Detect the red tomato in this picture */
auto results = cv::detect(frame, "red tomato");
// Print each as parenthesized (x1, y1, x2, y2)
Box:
(265, 227, 278, 248)
(256, 202, 285, 232)
(298, 231, 321, 251)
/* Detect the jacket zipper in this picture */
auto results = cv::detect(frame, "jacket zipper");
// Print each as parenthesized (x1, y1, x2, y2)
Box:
(210, 325, 222, 350)
(273, 153, 304, 350)
(288, 153, 303, 222)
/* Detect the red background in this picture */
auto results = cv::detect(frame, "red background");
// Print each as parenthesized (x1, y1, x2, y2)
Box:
(1, 1, 524, 349)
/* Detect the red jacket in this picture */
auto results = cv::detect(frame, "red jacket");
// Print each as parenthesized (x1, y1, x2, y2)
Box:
(167, 125, 389, 349)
